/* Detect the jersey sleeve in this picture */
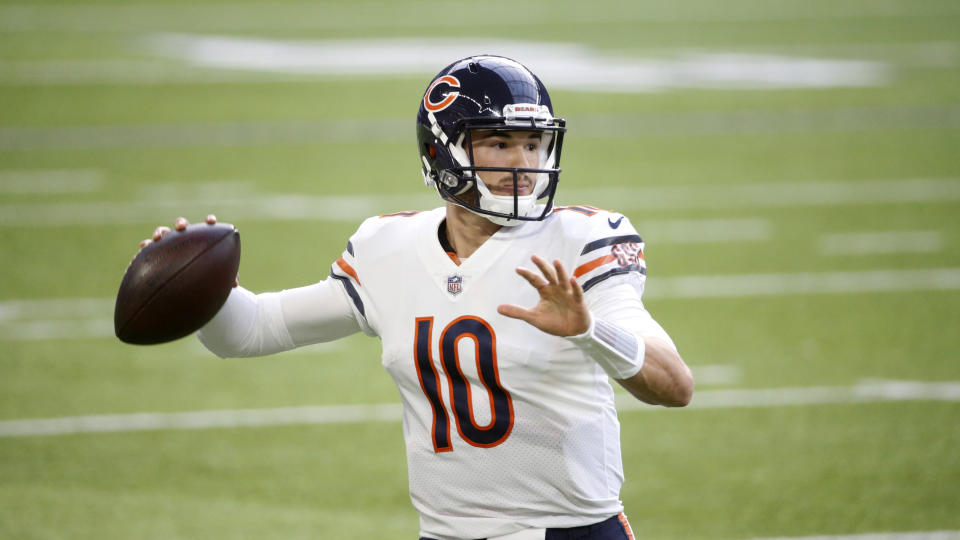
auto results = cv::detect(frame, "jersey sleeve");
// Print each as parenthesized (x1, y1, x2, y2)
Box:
(573, 212, 646, 295)
(328, 219, 379, 337)
(197, 279, 364, 358)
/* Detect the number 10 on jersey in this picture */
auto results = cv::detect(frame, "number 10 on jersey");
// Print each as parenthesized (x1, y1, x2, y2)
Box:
(414, 316, 515, 452)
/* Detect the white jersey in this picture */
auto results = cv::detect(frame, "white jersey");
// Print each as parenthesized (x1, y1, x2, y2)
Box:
(329, 206, 658, 540)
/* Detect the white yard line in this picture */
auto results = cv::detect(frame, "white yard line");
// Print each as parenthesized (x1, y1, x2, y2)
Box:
(3, 41, 957, 87)
(1, 380, 957, 438)
(568, 178, 960, 211)
(145, 36, 890, 92)
(644, 268, 960, 299)
(2, 178, 959, 227)
(0, 169, 103, 194)
(819, 231, 944, 256)
(2, 3, 957, 33)
(637, 218, 771, 243)
(2, 267, 958, 340)
(0, 297, 114, 322)
(750, 531, 960, 540)
(691, 364, 743, 386)
(2, 105, 957, 149)
(0, 318, 115, 341)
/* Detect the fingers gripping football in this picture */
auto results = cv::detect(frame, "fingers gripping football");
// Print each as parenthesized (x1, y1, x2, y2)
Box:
(497, 255, 591, 337)
(137, 215, 238, 287)
(139, 215, 217, 249)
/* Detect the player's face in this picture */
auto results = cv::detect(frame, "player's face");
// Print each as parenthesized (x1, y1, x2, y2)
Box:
(469, 130, 542, 196)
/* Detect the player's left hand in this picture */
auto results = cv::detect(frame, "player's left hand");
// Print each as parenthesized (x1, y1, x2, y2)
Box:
(497, 255, 591, 337)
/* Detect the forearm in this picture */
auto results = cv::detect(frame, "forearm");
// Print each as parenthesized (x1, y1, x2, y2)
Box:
(574, 282, 694, 407)
(197, 280, 361, 358)
(618, 336, 693, 407)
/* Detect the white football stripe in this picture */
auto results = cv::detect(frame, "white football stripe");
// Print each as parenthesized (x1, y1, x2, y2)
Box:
(2, 106, 957, 150)
(3, 4, 957, 33)
(0, 297, 114, 322)
(0, 0, 960, 33)
(144, 35, 890, 92)
(1, 178, 958, 227)
(691, 364, 742, 386)
(750, 531, 960, 540)
(566, 178, 960, 211)
(644, 268, 960, 299)
(819, 231, 943, 256)
(0, 169, 104, 194)
(0, 319, 115, 341)
(3, 42, 957, 87)
(2, 268, 959, 340)
(1, 380, 957, 438)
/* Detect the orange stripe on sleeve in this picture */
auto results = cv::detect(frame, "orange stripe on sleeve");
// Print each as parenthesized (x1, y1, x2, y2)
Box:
(335, 257, 361, 286)
(573, 254, 616, 278)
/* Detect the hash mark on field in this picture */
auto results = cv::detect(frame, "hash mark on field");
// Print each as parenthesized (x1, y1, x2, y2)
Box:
(1, 380, 957, 438)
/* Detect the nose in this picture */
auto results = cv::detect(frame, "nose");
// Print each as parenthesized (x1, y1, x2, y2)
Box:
(506, 145, 537, 169)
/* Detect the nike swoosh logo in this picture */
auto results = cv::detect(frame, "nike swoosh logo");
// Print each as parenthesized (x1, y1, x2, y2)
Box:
(608, 216, 624, 229)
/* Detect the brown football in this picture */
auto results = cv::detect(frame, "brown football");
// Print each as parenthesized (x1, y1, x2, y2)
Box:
(114, 222, 241, 345)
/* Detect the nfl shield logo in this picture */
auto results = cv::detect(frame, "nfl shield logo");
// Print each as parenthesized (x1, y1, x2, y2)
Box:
(447, 275, 463, 295)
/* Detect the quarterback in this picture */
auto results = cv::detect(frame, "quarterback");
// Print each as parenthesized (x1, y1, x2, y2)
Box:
(146, 56, 693, 540)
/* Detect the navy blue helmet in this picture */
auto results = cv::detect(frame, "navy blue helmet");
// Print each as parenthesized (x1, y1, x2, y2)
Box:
(417, 55, 566, 226)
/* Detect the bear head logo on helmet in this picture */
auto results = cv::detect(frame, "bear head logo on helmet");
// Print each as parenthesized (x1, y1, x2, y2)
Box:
(417, 55, 566, 226)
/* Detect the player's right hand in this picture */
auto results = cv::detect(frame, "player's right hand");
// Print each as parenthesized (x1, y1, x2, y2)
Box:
(138, 215, 238, 287)
(138, 215, 216, 249)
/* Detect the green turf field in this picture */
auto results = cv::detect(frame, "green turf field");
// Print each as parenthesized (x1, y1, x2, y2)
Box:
(1, 1, 959, 538)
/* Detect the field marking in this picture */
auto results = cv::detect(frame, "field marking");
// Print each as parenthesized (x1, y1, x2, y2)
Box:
(644, 268, 960, 299)
(691, 364, 742, 386)
(2, 105, 957, 150)
(819, 231, 944, 256)
(0, 118, 410, 150)
(0, 169, 104, 194)
(569, 178, 960, 211)
(0, 297, 113, 323)
(3, 41, 956, 87)
(640, 218, 771, 243)
(2, 2, 957, 33)
(2, 267, 959, 340)
(0, 318, 115, 341)
(750, 531, 960, 540)
(1, 379, 957, 438)
(145, 35, 890, 92)
(573, 106, 960, 138)
(1, 178, 959, 228)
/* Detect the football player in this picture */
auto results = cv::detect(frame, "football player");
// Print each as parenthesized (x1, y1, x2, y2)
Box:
(146, 55, 693, 540)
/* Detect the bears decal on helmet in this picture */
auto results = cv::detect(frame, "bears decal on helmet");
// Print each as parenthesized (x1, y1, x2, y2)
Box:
(424, 75, 461, 113)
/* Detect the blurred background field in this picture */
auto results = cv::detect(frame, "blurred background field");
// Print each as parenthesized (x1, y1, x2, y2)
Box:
(1, 0, 959, 538)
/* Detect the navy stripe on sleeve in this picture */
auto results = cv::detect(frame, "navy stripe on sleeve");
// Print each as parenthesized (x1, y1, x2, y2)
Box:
(580, 234, 643, 255)
(330, 270, 366, 317)
(581, 265, 646, 292)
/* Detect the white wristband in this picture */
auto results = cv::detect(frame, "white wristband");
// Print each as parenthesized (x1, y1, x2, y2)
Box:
(567, 314, 645, 380)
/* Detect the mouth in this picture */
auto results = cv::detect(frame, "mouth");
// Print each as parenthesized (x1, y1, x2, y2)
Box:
(488, 177, 534, 196)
